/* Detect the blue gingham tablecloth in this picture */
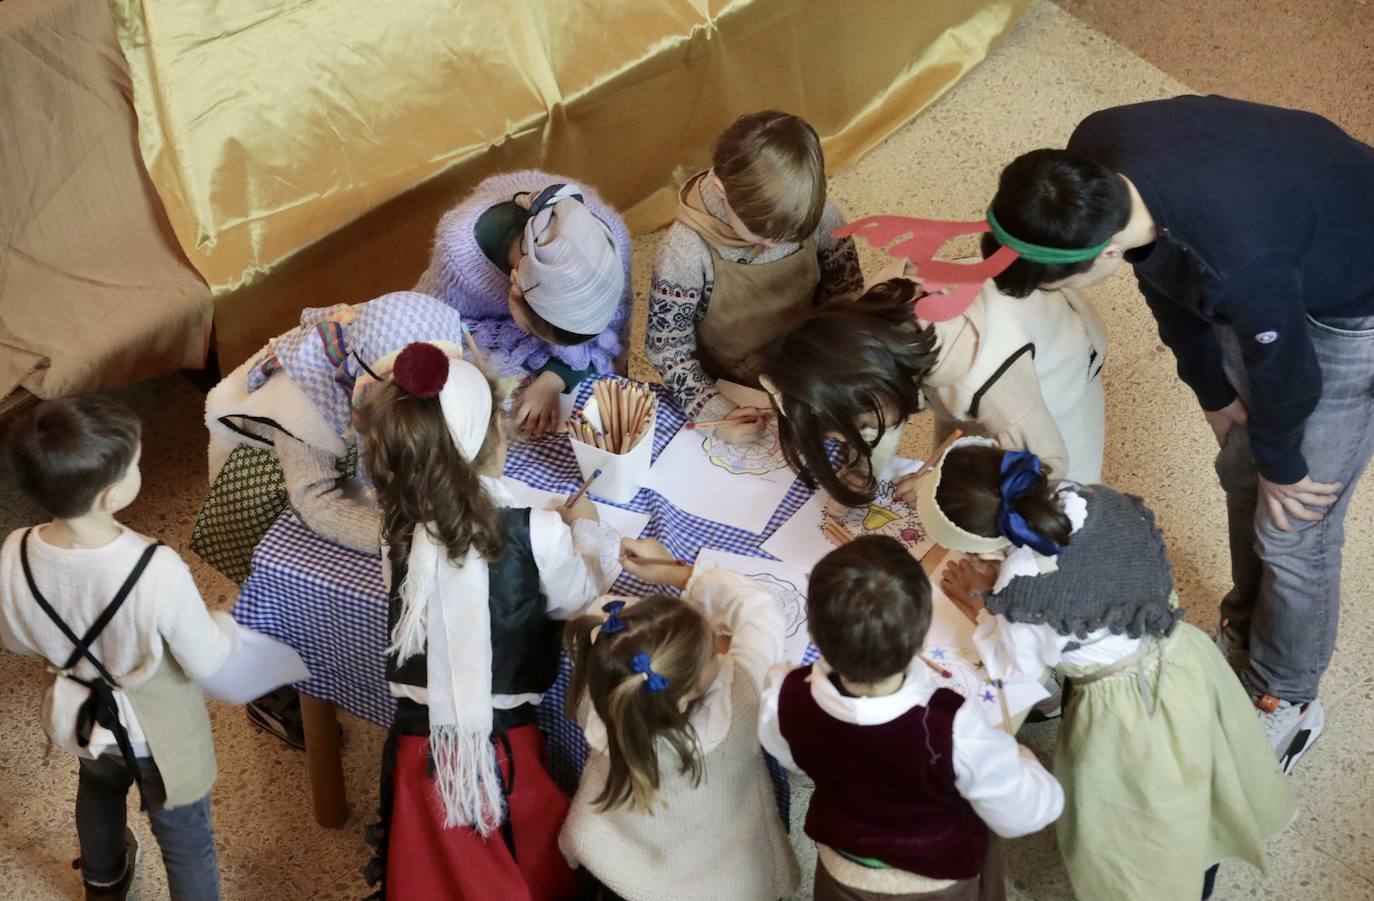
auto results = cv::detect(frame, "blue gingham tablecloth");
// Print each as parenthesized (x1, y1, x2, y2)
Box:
(233, 381, 818, 808)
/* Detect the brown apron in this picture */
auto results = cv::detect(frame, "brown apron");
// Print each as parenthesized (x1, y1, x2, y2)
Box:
(675, 172, 821, 386)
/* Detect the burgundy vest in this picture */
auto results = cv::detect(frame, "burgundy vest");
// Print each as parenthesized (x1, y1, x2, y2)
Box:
(777, 666, 989, 880)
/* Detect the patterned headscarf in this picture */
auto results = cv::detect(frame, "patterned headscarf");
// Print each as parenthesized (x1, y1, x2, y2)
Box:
(247, 291, 464, 437)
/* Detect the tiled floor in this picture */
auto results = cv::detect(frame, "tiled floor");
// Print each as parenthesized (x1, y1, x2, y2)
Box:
(3, 1, 1373, 898)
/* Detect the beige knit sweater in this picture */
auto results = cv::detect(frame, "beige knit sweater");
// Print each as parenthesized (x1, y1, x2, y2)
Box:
(560, 666, 800, 901)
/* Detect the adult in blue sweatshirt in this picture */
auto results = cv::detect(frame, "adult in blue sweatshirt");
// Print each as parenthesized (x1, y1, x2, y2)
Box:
(979, 95, 1374, 775)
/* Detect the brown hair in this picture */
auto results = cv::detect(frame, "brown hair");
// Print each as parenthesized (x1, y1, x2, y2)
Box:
(808, 535, 932, 684)
(761, 278, 939, 506)
(356, 372, 506, 569)
(564, 596, 715, 812)
(935, 445, 1073, 549)
(5, 395, 141, 519)
(712, 110, 826, 243)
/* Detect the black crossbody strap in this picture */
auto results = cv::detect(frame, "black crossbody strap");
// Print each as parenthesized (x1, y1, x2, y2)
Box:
(216, 414, 297, 448)
(19, 529, 161, 809)
(20, 530, 162, 677)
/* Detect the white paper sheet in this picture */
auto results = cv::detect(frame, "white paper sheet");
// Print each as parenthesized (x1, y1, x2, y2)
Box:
(499, 477, 651, 540)
(641, 418, 797, 533)
(202, 628, 311, 704)
(760, 456, 933, 569)
(697, 546, 1041, 728)
(694, 548, 813, 666)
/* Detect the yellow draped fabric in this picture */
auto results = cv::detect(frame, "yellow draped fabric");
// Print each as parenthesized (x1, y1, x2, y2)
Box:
(110, 0, 1028, 369)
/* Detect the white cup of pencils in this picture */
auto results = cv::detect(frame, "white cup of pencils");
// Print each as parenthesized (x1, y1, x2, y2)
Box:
(565, 379, 657, 504)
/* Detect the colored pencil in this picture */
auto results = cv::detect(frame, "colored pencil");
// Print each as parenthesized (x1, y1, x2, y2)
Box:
(823, 519, 855, 547)
(563, 469, 602, 509)
(918, 653, 952, 679)
(908, 428, 965, 483)
(685, 411, 775, 430)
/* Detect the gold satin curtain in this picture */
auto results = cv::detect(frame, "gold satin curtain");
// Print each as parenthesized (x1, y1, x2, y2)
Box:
(110, 0, 1029, 369)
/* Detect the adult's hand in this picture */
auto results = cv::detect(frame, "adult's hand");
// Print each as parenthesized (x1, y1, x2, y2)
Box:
(1202, 398, 1249, 447)
(1259, 473, 1342, 532)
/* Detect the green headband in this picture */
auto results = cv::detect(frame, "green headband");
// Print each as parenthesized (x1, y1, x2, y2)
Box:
(985, 206, 1112, 265)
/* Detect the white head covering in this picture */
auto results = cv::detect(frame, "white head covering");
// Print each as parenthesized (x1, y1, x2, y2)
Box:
(915, 436, 1015, 555)
(513, 183, 625, 336)
(387, 345, 513, 834)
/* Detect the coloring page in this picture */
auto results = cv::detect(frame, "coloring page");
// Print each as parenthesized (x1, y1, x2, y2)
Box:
(761, 456, 929, 568)
(499, 477, 651, 541)
(641, 423, 797, 533)
(694, 548, 815, 666)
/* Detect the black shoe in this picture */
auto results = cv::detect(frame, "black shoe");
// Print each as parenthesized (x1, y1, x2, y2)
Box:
(247, 686, 306, 750)
(78, 828, 140, 901)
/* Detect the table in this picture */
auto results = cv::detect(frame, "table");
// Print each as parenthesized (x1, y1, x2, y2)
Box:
(234, 382, 819, 826)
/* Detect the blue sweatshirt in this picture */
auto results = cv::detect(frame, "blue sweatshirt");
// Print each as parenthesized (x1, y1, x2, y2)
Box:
(1069, 95, 1374, 483)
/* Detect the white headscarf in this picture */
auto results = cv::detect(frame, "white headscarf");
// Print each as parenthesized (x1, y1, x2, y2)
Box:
(514, 183, 624, 336)
(388, 349, 513, 834)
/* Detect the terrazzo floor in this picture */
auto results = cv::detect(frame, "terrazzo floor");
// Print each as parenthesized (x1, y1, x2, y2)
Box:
(3, 1, 1374, 898)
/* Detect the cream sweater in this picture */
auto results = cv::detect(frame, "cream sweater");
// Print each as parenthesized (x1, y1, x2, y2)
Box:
(0, 526, 238, 756)
(560, 566, 800, 901)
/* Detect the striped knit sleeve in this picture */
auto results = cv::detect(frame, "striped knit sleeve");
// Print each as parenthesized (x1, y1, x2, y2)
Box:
(645, 225, 731, 418)
(813, 200, 865, 306)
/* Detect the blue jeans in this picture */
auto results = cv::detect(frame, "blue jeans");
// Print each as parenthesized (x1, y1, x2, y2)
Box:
(77, 754, 221, 900)
(1214, 316, 1374, 703)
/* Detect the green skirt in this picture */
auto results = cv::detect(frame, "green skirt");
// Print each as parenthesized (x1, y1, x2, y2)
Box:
(1055, 622, 1293, 901)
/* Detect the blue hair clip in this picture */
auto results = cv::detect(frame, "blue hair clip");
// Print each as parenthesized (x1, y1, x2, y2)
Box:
(630, 652, 669, 693)
(996, 450, 1063, 557)
(600, 600, 628, 637)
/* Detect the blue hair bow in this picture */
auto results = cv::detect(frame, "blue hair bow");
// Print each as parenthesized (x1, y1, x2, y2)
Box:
(631, 652, 670, 693)
(996, 450, 1063, 557)
(599, 600, 628, 637)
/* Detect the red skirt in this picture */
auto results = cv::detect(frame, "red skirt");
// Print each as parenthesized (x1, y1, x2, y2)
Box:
(386, 724, 578, 901)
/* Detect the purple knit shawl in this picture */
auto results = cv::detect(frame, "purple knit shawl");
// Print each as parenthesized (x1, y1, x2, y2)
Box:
(419, 170, 632, 375)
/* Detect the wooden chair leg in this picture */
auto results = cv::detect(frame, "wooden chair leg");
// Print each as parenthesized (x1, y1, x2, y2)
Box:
(299, 693, 349, 827)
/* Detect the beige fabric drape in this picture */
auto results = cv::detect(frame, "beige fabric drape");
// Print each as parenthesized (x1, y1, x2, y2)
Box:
(108, 0, 1030, 370)
(0, 0, 211, 403)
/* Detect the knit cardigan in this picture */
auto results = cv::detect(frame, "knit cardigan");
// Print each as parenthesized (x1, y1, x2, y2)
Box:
(415, 170, 632, 376)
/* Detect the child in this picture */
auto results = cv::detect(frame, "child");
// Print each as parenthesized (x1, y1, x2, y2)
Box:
(922, 438, 1294, 900)
(559, 539, 800, 901)
(759, 535, 1063, 901)
(1, 396, 239, 900)
(355, 341, 620, 900)
(759, 272, 1107, 508)
(417, 175, 632, 437)
(646, 110, 864, 439)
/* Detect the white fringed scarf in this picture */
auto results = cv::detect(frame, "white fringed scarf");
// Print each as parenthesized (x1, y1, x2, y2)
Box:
(387, 355, 514, 834)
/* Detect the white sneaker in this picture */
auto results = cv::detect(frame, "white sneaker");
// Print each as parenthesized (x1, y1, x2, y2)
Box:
(1255, 695, 1324, 775)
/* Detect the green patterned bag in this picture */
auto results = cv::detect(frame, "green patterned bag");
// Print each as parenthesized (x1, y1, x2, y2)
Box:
(190, 417, 356, 584)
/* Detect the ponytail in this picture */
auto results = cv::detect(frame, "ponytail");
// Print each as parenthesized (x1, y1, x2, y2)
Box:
(564, 597, 713, 811)
(934, 444, 1072, 549)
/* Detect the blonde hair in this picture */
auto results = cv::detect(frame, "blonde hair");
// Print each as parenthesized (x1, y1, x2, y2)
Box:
(565, 596, 715, 812)
(712, 110, 826, 243)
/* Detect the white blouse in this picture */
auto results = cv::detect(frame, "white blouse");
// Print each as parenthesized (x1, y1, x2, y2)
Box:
(758, 655, 1063, 840)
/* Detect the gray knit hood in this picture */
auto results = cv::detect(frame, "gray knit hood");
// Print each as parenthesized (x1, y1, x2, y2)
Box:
(986, 485, 1183, 640)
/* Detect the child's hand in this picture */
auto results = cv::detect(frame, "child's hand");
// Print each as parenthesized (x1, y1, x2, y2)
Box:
(893, 470, 929, 507)
(515, 371, 565, 439)
(620, 537, 692, 589)
(940, 557, 998, 622)
(560, 495, 599, 526)
(713, 406, 768, 445)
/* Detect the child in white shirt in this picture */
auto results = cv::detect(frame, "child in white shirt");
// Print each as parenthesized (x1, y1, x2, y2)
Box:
(758, 534, 1063, 901)
(1, 396, 238, 901)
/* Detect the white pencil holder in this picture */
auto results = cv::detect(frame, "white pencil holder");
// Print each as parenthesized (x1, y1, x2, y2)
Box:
(568, 397, 655, 504)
